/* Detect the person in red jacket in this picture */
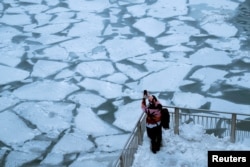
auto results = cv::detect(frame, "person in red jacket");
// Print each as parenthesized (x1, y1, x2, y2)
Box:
(141, 90, 162, 153)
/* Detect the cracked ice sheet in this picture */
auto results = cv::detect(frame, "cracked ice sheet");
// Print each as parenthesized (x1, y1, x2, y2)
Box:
(207, 97, 250, 116)
(205, 38, 241, 51)
(189, 67, 227, 92)
(189, 0, 239, 10)
(79, 78, 122, 99)
(189, 48, 232, 66)
(95, 134, 130, 152)
(0, 96, 19, 111)
(113, 101, 143, 132)
(147, 0, 188, 18)
(5, 140, 51, 167)
(14, 102, 75, 137)
(46, 132, 94, 156)
(75, 107, 121, 137)
(139, 62, 192, 92)
(76, 61, 115, 78)
(31, 60, 68, 78)
(133, 17, 166, 37)
(171, 92, 207, 109)
(68, 91, 106, 108)
(103, 37, 153, 62)
(225, 72, 250, 89)
(0, 111, 38, 145)
(13, 80, 79, 101)
(0, 65, 30, 85)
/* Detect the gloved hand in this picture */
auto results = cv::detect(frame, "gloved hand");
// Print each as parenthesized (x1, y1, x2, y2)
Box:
(143, 90, 148, 99)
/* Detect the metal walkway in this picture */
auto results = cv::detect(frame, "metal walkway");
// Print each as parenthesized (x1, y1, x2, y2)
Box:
(113, 105, 250, 167)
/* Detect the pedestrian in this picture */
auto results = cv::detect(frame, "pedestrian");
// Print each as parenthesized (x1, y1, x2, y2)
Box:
(141, 90, 162, 154)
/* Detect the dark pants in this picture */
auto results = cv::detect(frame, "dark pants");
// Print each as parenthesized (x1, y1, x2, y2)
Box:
(146, 125, 162, 152)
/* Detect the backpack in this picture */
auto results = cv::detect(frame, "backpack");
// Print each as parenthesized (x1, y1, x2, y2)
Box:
(161, 108, 170, 129)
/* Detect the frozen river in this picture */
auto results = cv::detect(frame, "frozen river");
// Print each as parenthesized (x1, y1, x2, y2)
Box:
(0, 0, 250, 166)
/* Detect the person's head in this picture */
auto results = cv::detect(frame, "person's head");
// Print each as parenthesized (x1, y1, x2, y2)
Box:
(148, 95, 157, 104)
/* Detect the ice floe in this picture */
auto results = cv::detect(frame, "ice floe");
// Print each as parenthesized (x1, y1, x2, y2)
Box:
(133, 17, 166, 37)
(189, 67, 228, 91)
(79, 78, 122, 99)
(225, 72, 250, 89)
(139, 63, 192, 92)
(76, 61, 115, 78)
(75, 107, 121, 137)
(0, 65, 30, 85)
(171, 92, 207, 108)
(0, 96, 19, 111)
(68, 91, 106, 108)
(189, 48, 232, 66)
(13, 80, 79, 101)
(103, 37, 153, 62)
(31, 60, 68, 78)
(14, 101, 76, 137)
(0, 111, 37, 145)
(113, 101, 143, 132)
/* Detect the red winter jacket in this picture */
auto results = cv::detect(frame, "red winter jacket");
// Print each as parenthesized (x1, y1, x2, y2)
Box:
(141, 100, 162, 128)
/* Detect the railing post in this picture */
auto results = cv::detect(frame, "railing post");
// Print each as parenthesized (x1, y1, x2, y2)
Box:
(230, 113, 237, 143)
(174, 107, 179, 135)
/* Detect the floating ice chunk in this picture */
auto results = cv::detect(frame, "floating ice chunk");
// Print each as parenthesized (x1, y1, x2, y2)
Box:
(205, 38, 240, 51)
(41, 153, 64, 166)
(0, 96, 19, 111)
(5, 151, 40, 167)
(31, 34, 71, 46)
(207, 97, 250, 115)
(147, 0, 188, 18)
(202, 22, 238, 38)
(189, 67, 227, 91)
(126, 4, 147, 17)
(139, 63, 192, 92)
(55, 69, 75, 80)
(162, 45, 194, 52)
(189, 48, 231, 66)
(31, 60, 68, 78)
(79, 78, 122, 99)
(103, 73, 128, 84)
(13, 80, 79, 101)
(172, 92, 207, 109)
(68, 91, 106, 108)
(0, 65, 30, 85)
(19, 0, 42, 3)
(0, 111, 36, 145)
(116, 63, 148, 80)
(68, 0, 111, 12)
(50, 132, 94, 154)
(14, 102, 75, 137)
(156, 34, 190, 46)
(75, 107, 121, 137)
(103, 37, 153, 62)
(113, 101, 143, 131)
(76, 61, 115, 78)
(133, 17, 165, 37)
(59, 37, 101, 53)
(5, 140, 51, 167)
(96, 134, 130, 152)
(225, 73, 250, 89)
(168, 20, 200, 35)
(0, 54, 21, 67)
(189, 0, 239, 10)
(0, 13, 31, 25)
(24, 23, 69, 34)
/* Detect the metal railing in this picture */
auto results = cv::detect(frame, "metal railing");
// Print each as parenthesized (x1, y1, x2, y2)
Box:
(113, 105, 250, 167)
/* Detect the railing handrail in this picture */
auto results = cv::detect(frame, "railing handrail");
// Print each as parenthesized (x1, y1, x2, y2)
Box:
(163, 105, 250, 116)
